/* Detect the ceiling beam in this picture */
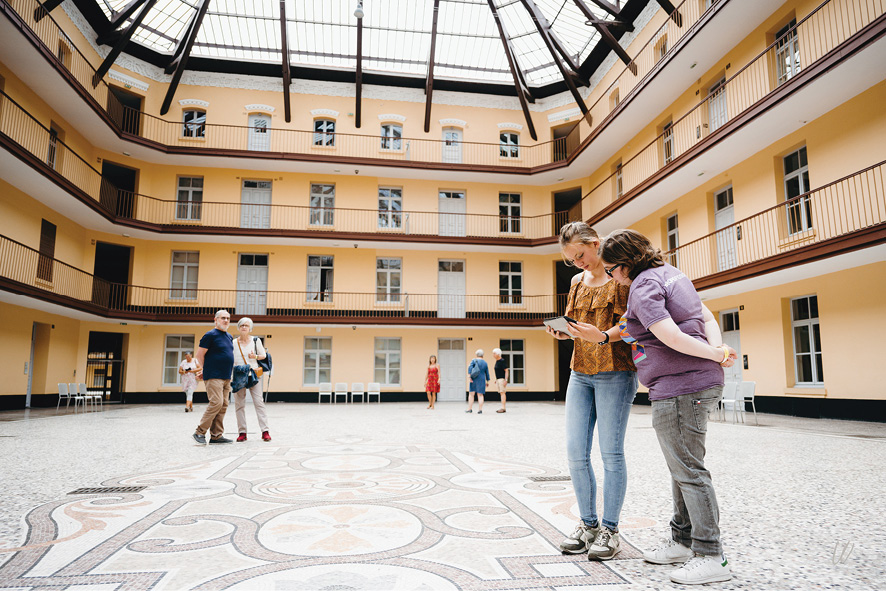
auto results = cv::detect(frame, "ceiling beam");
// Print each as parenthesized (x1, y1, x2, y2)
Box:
(279, 0, 291, 123)
(160, 0, 211, 116)
(355, 12, 363, 129)
(97, 0, 148, 43)
(34, 0, 64, 23)
(519, 0, 588, 86)
(487, 0, 537, 141)
(654, 0, 683, 27)
(584, 0, 622, 19)
(163, 0, 209, 75)
(424, 0, 441, 133)
(93, 0, 156, 87)
(573, 0, 636, 75)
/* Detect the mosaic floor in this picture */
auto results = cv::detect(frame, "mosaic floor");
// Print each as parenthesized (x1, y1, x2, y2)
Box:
(0, 437, 652, 590)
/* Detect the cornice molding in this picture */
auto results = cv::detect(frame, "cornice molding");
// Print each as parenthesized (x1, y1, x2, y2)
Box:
(245, 104, 275, 113)
(439, 118, 467, 127)
(108, 70, 149, 92)
(178, 99, 210, 108)
(311, 108, 339, 118)
(497, 122, 523, 131)
(547, 108, 581, 123)
(379, 114, 407, 123)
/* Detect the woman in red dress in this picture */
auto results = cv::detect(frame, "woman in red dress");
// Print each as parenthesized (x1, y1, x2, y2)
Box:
(425, 355, 440, 409)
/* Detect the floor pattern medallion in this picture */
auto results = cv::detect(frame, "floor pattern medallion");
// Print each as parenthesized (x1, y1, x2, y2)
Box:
(0, 438, 646, 590)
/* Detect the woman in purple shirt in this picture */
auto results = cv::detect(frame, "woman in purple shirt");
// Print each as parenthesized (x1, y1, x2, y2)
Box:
(595, 229, 737, 586)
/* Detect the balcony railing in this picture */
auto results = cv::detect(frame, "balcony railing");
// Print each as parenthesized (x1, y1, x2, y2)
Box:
(0, 233, 564, 324)
(2, 0, 716, 171)
(578, 0, 886, 220)
(665, 160, 886, 282)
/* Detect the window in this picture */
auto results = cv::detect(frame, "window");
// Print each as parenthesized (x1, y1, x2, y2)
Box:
(310, 183, 335, 226)
(721, 310, 740, 332)
(655, 35, 668, 62)
(499, 261, 523, 305)
(46, 124, 62, 170)
(610, 88, 620, 111)
(313, 119, 335, 146)
(37, 219, 56, 282)
(661, 121, 674, 165)
(791, 295, 823, 385)
(499, 339, 525, 386)
(304, 337, 332, 385)
(182, 109, 206, 138)
(666, 213, 679, 268)
(374, 337, 401, 386)
(614, 161, 624, 200)
(500, 132, 520, 158)
(376, 258, 402, 303)
(708, 78, 727, 133)
(378, 187, 403, 229)
(170, 251, 199, 299)
(56, 39, 71, 68)
(499, 192, 521, 233)
(307, 255, 334, 302)
(784, 146, 811, 234)
(176, 176, 203, 220)
(163, 335, 195, 386)
(775, 19, 800, 87)
(381, 123, 402, 150)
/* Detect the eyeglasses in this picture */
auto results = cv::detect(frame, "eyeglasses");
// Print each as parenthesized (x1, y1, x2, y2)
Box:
(603, 263, 623, 277)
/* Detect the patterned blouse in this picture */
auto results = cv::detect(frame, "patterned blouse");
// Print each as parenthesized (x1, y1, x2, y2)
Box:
(564, 274, 635, 375)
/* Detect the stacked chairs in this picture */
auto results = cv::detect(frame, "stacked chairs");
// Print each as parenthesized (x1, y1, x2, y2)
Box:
(69, 382, 86, 412)
(333, 382, 349, 404)
(350, 382, 365, 403)
(81, 383, 102, 411)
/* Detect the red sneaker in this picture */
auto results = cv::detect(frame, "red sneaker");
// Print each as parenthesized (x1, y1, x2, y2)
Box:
(236, 433, 247, 442)
(262, 431, 272, 441)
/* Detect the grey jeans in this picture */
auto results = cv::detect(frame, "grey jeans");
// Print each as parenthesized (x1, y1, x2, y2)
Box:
(651, 385, 723, 556)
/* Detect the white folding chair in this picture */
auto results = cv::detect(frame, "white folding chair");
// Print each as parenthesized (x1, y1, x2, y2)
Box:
(69, 382, 86, 412)
(350, 382, 365, 403)
(367, 382, 381, 403)
(739, 381, 758, 425)
(318, 382, 333, 403)
(81, 383, 101, 411)
(56, 383, 71, 412)
(719, 381, 740, 423)
(334, 382, 349, 404)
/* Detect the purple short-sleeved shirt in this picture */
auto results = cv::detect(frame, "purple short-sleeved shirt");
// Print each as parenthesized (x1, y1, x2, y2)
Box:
(620, 264, 723, 400)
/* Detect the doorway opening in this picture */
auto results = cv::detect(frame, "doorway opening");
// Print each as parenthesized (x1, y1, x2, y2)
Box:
(93, 241, 132, 310)
(87, 332, 126, 403)
(100, 160, 139, 218)
(553, 187, 583, 235)
(108, 86, 143, 136)
(554, 260, 575, 397)
(551, 122, 579, 162)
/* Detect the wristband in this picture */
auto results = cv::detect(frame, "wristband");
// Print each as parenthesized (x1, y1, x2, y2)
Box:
(719, 345, 730, 364)
(598, 332, 610, 346)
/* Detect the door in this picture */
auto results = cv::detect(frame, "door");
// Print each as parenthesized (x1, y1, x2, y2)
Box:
(87, 332, 125, 403)
(100, 161, 138, 218)
(92, 241, 132, 310)
(237, 253, 269, 315)
(241, 180, 272, 229)
(437, 338, 466, 401)
(720, 310, 742, 383)
(248, 113, 271, 151)
(714, 187, 737, 271)
(442, 127, 462, 163)
(438, 191, 465, 237)
(708, 78, 727, 133)
(108, 86, 143, 136)
(438, 260, 465, 318)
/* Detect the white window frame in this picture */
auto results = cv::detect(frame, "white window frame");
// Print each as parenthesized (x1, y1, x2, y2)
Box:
(499, 261, 523, 306)
(47, 125, 61, 169)
(376, 257, 402, 303)
(176, 176, 203, 221)
(662, 121, 674, 165)
(656, 34, 668, 62)
(313, 119, 335, 147)
(374, 337, 401, 386)
(182, 109, 206, 138)
(499, 192, 522, 234)
(378, 187, 403, 229)
(775, 19, 800, 87)
(310, 183, 335, 226)
(614, 162, 623, 199)
(307, 255, 334, 302)
(499, 339, 525, 386)
(163, 334, 195, 386)
(783, 146, 812, 234)
(500, 132, 520, 159)
(666, 213, 679, 268)
(790, 295, 823, 386)
(169, 251, 199, 300)
(381, 123, 402, 150)
(303, 337, 332, 386)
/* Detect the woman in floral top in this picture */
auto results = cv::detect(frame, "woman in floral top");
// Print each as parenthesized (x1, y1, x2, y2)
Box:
(545, 222, 637, 562)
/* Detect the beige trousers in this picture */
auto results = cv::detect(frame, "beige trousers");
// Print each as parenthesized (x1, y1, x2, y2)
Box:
(196, 378, 230, 438)
(234, 382, 269, 433)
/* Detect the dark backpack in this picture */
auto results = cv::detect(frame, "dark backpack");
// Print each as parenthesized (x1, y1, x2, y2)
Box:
(255, 337, 273, 373)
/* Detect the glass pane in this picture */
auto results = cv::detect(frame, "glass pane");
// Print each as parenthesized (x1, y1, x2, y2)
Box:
(796, 354, 813, 383)
(784, 151, 800, 174)
(809, 296, 818, 319)
(166, 335, 180, 348)
(792, 298, 809, 321)
(815, 353, 824, 381)
(164, 368, 178, 384)
(812, 323, 821, 351)
(794, 326, 811, 353)
(165, 351, 179, 366)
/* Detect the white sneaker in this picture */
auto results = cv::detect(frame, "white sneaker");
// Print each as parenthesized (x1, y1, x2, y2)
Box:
(587, 527, 620, 561)
(643, 538, 694, 564)
(669, 554, 732, 585)
(559, 521, 599, 554)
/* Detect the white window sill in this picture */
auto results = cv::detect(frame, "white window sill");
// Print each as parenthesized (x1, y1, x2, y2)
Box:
(783, 386, 827, 397)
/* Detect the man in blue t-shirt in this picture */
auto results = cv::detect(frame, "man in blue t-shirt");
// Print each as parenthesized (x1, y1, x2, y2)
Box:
(193, 310, 235, 444)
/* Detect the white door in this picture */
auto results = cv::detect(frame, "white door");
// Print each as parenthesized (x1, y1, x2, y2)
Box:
(442, 127, 462, 163)
(720, 309, 742, 383)
(714, 186, 737, 271)
(438, 260, 465, 318)
(248, 113, 271, 151)
(438, 191, 466, 237)
(437, 338, 466, 401)
(241, 180, 272, 229)
(236, 253, 269, 315)
(708, 78, 727, 133)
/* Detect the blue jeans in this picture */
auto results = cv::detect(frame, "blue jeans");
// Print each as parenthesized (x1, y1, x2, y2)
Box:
(565, 370, 638, 531)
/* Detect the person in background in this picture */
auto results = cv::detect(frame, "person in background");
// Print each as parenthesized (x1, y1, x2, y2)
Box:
(232, 317, 271, 442)
(466, 349, 489, 414)
(598, 229, 736, 585)
(425, 355, 440, 410)
(179, 352, 200, 413)
(546, 221, 638, 561)
(492, 348, 509, 413)
(193, 310, 234, 445)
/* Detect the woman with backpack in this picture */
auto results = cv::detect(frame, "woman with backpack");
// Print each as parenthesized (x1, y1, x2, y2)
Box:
(465, 349, 490, 414)
(232, 317, 271, 442)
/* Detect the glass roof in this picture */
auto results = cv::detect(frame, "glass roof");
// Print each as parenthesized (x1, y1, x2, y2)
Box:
(95, 0, 620, 87)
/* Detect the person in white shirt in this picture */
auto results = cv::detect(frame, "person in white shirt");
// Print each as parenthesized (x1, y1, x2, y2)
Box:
(178, 352, 200, 413)
(232, 317, 271, 442)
